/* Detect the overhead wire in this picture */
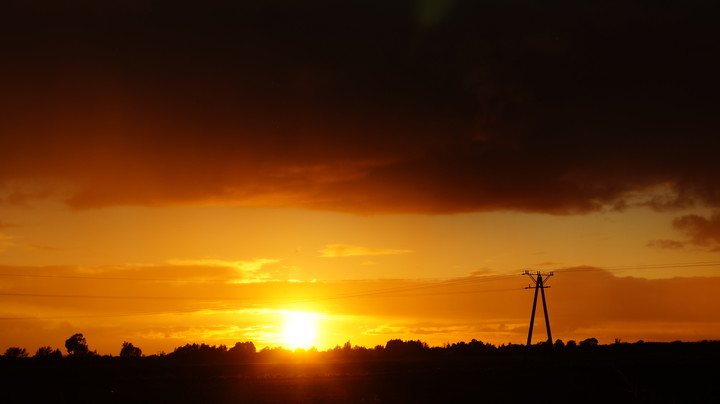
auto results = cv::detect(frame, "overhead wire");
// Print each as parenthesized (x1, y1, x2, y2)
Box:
(0, 273, 519, 303)
(0, 272, 231, 283)
(0, 307, 204, 321)
(0, 292, 253, 301)
(1, 260, 719, 285)
(0, 287, 525, 321)
(554, 261, 720, 273)
(0, 273, 522, 320)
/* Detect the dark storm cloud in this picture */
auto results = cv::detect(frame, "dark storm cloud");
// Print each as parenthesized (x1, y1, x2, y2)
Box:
(672, 212, 720, 250)
(1, 1, 718, 213)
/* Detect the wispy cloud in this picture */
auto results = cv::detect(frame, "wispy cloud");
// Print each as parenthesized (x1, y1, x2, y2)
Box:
(534, 261, 570, 267)
(671, 211, 720, 250)
(647, 239, 686, 250)
(0, 231, 60, 255)
(168, 258, 279, 271)
(167, 258, 280, 283)
(0, 233, 19, 254)
(469, 268, 496, 276)
(0, 220, 17, 229)
(318, 244, 412, 258)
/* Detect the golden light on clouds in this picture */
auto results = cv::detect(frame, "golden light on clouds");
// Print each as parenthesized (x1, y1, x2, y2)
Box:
(166, 258, 280, 283)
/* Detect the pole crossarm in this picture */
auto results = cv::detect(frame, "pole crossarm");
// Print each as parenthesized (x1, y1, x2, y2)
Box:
(522, 270, 554, 284)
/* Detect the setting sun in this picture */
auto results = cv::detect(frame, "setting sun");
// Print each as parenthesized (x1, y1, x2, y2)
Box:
(282, 312, 320, 349)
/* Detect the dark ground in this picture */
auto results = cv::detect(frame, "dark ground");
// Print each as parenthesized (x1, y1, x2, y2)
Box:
(1, 346, 717, 403)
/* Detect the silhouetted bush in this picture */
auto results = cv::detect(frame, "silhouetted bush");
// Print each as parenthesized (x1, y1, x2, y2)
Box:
(580, 337, 599, 348)
(257, 346, 292, 363)
(65, 333, 92, 357)
(445, 339, 496, 357)
(4, 347, 28, 358)
(384, 339, 428, 358)
(228, 341, 256, 360)
(497, 343, 526, 354)
(170, 343, 228, 362)
(120, 341, 143, 358)
(34, 346, 62, 359)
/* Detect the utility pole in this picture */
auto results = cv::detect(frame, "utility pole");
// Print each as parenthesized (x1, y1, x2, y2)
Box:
(523, 270, 554, 346)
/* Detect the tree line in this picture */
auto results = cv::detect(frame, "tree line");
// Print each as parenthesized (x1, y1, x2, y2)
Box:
(3, 333, 718, 362)
(2, 333, 143, 359)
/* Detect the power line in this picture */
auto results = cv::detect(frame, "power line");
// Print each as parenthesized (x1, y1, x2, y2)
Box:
(1, 260, 718, 321)
(0, 308, 203, 321)
(0, 272, 231, 283)
(2, 260, 718, 285)
(1, 259, 719, 304)
(0, 292, 257, 301)
(261, 274, 520, 306)
(1, 260, 717, 323)
(0, 272, 522, 299)
(0, 275, 523, 322)
(0, 287, 525, 321)
(281, 260, 720, 305)
(382, 287, 522, 298)
(554, 261, 720, 273)
(0, 270, 517, 284)
(0, 274, 517, 303)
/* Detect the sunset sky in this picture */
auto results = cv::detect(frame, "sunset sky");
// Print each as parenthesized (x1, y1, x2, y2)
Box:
(1, 1, 719, 356)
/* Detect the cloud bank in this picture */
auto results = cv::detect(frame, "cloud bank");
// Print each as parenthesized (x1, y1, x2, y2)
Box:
(1, 1, 718, 214)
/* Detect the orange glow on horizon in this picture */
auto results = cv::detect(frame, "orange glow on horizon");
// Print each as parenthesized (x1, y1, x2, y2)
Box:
(1, 205, 720, 355)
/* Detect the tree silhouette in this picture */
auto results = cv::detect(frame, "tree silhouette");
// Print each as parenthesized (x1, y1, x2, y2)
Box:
(580, 337, 599, 348)
(228, 341, 256, 359)
(4, 347, 28, 358)
(384, 339, 428, 357)
(35, 346, 62, 358)
(120, 341, 142, 358)
(170, 343, 228, 362)
(65, 333, 90, 357)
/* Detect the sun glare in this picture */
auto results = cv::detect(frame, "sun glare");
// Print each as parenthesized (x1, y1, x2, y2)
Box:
(282, 311, 319, 349)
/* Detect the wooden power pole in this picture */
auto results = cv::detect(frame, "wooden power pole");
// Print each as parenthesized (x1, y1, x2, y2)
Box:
(523, 270, 554, 346)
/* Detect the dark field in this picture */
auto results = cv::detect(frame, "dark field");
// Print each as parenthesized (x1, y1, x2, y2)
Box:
(2, 343, 718, 403)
